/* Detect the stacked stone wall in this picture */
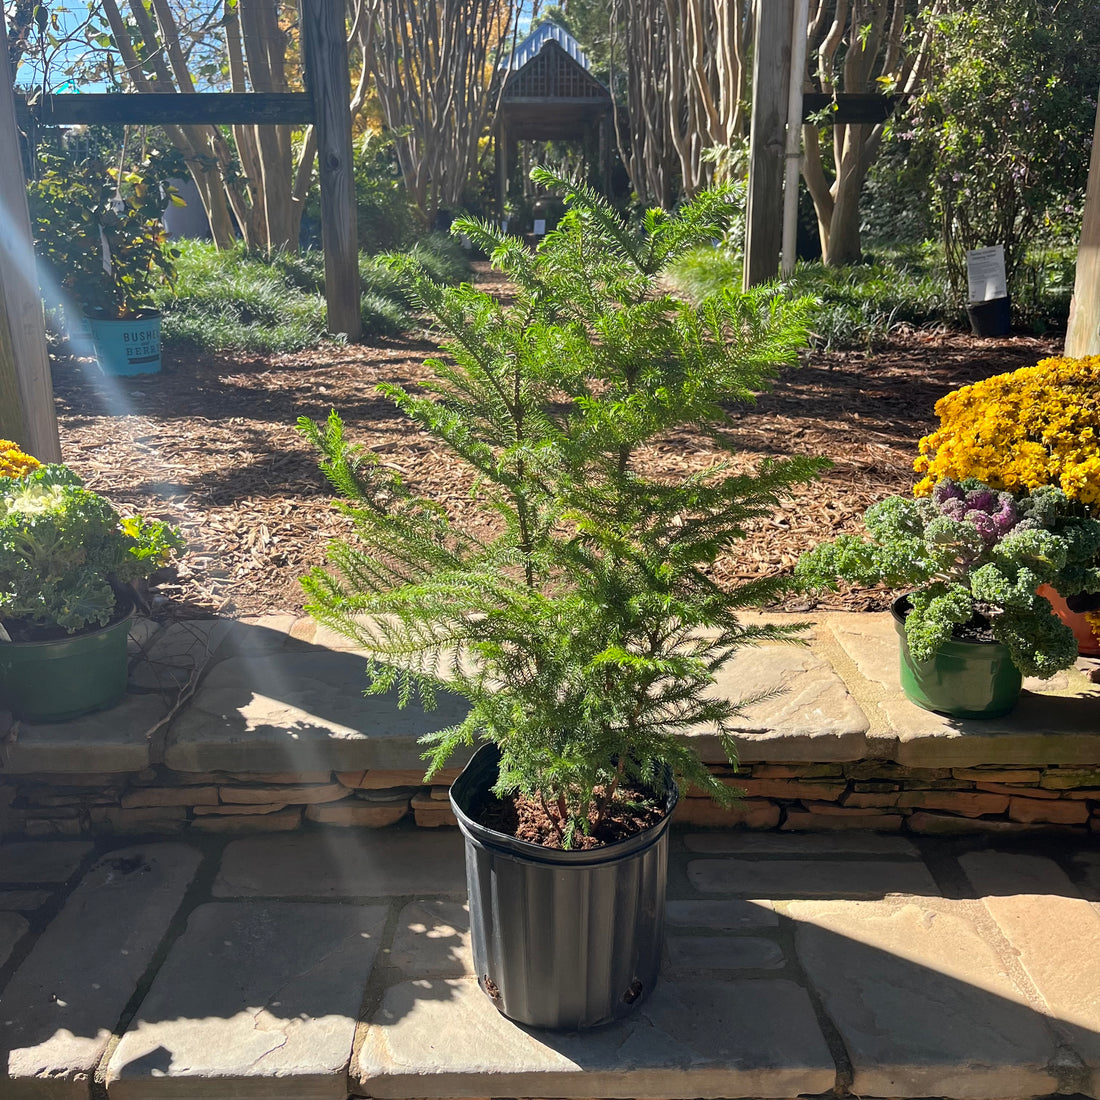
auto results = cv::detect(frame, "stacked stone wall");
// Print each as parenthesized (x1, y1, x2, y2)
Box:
(677, 761, 1100, 835)
(3, 759, 1098, 838)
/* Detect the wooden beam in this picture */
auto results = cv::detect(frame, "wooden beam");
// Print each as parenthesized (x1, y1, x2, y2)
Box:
(1066, 89, 1100, 357)
(300, 0, 360, 341)
(744, 0, 794, 289)
(18, 92, 315, 128)
(0, 7, 60, 462)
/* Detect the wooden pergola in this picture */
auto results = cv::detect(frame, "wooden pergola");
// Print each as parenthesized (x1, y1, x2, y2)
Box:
(495, 25, 614, 214)
(0, 0, 358, 461)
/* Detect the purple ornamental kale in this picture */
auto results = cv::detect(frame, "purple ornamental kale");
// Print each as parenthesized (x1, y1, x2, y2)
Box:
(931, 480, 1019, 544)
(964, 487, 999, 512)
(932, 481, 965, 508)
(964, 491, 1018, 543)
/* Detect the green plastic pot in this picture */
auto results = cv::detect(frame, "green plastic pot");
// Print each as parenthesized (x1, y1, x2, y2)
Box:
(891, 597, 1021, 719)
(0, 604, 133, 723)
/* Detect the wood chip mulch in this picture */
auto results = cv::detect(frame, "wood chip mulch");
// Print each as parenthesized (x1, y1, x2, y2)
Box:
(50, 264, 1060, 622)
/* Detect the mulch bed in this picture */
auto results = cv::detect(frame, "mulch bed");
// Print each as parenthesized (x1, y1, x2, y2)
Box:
(50, 263, 1061, 621)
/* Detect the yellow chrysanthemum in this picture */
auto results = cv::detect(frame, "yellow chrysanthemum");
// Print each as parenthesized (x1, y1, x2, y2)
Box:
(0, 440, 41, 480)
(914, 356, 1100, 512)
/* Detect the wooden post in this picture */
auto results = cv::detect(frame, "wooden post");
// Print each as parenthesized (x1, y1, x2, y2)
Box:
(1066, 89, 1100, 357)
(781, 0, 809, 277)
(0, 7, 60, 461)
(743, 0, 794, 289)
(300, 0, 360, 342)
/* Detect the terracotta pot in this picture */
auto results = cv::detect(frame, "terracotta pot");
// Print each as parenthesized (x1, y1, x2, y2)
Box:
(1038, 584, 1100, 657)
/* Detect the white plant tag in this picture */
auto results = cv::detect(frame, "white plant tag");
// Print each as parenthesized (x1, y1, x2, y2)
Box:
(966, 245, 1007, 303)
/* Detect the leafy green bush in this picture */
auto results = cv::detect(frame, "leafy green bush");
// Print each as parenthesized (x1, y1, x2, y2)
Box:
(299, 170, 827, 848)
(0, 465, 183, 638)
(28, 153, 177, 319)
(796, 478, 1100, 678)
(665, 246, 958, 350)
(303, 133, 415, 253)
(906, 0, 1100, 299)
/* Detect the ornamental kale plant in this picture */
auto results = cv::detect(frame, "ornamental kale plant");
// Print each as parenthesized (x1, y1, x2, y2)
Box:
(300, 169, 827, 848)
(0, 465, 183, 637)
(796, 478, 1100, 678)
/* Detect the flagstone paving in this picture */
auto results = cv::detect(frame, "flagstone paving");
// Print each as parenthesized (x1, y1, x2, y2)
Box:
(0, 828, 1098, 1100)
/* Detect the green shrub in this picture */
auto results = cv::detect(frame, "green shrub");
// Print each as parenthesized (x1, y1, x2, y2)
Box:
(156, 235, 470, 352)
(298, 171, 827, 848)
(303, 133, 415, 253)
(156, 241, 329, 353)
(28, 153, 177, 319)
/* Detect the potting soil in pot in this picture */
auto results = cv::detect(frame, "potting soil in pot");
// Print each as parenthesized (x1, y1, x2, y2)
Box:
(472, 785, 668, 849)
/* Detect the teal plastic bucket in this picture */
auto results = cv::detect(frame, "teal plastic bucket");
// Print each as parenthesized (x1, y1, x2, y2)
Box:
(90, 313, 162, 376)
(68, 312, 96, 357)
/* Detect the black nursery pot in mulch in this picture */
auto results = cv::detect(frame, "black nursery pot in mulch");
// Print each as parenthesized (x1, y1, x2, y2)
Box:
(449, 743, 680, 1031)
(966, 296, 1012, 338)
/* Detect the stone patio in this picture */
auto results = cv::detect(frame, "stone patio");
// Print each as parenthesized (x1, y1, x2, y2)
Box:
(1, 609, 1099, 1097)
(0, 829, 1099, 1100)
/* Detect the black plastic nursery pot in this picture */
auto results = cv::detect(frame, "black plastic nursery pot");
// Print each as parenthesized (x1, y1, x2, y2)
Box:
(0, 600, 133, 723)
(966, 296, 1011, 338)
(449, 743, 679, 1030)
(891, 596, 1021, 720)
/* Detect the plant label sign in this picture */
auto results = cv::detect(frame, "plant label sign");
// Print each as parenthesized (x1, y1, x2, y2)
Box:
(966, 245, 1008, 303)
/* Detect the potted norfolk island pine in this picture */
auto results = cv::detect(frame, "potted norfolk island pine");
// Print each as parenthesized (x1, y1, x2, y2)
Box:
(796, 478, 1100, 719)
(299, 170, 826, 1030)
(0, 445, 183, 722)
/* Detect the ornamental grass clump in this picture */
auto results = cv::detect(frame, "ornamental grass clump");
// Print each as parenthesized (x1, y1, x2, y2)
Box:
(914, 356, 1100, 509)
(299, 170, 827, 849)
(0, 465, 183, 639)
(796, 477, 1100, 678)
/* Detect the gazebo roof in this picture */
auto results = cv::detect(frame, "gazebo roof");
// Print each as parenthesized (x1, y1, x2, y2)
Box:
(499, 27, 611, 141)
(509, 22, 591, 71)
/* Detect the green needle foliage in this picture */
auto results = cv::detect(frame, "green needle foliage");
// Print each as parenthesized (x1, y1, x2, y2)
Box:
(299, 169, 827, 847)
